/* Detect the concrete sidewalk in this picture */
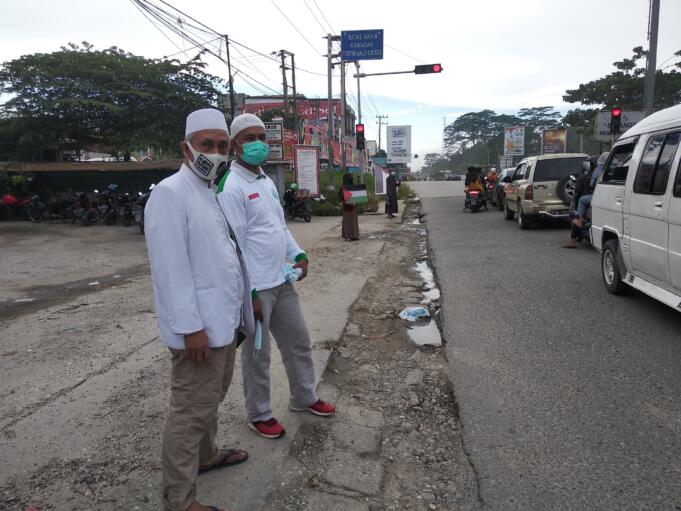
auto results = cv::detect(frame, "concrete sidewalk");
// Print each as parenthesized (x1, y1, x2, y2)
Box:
(0, 209, 403, 511)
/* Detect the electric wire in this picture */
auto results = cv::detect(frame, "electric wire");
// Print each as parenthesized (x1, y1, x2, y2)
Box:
(269, 0, 322, 56)
(303, 0, 329, 36)
(385, 43, 427, 64)
(311, 0, 335, 33)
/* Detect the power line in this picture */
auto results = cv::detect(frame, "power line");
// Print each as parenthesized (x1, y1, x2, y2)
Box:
(385, 43, 427, 64)
(303, 0, 328, 35)
(130, 0, 189, 57)
(269, 0, 321, 56)
(311, 0, 335, 33)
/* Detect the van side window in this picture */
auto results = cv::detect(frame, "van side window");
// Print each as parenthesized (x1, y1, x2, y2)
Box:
(674, 161, 681, 198)
(634, 132, 680, 195)
(601, 141, 637, 184)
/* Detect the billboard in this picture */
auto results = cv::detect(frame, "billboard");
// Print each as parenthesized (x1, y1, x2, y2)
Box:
(387, 125, 411, 164)
(595, 110, 645, 142)
(293, 145, 320, 197)
(542, 129, 567, 154)
(341, 29, 384, 61)
(504, 126, 525, 156)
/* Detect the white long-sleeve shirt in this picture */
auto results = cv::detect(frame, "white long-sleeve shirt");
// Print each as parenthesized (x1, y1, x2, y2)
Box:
(217, 161, 305, 292)
(145, 164, 251, 349)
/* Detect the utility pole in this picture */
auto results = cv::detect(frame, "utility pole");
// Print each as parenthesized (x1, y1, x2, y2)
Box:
(224, 35, 236, 119)
(356, 61, 361, 124)
(340, 61, 347, 170)
(325, 34, 339, 168)
(290, 52, 297, 132)
(442, 116, 446, 156)
(376, 115, 388, 152)
(278, 50, 289, 115)
(644, 0, 660, 117)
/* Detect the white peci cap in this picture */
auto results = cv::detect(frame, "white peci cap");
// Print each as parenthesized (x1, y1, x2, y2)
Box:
(185, 108, 229, 138)
(230, 113, 266, 140)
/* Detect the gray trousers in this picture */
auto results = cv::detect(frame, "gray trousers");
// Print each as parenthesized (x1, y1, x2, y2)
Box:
(242, 282, 318, 422)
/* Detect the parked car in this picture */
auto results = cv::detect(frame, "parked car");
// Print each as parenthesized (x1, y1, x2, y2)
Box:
(492, 168, 515, 209)
(448, 174, 462, 181)
(591, 103, 681, 312)
(503, 153, 589, 229)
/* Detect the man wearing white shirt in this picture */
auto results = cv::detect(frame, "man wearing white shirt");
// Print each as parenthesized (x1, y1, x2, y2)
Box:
(217, 113, 336, 440)
(145, 108, 253, 511)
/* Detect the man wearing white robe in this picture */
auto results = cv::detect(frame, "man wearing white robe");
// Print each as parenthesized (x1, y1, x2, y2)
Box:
(145, 108, 253, 511)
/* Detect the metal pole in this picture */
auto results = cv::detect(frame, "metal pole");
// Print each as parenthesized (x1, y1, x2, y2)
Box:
(356, 62, 361, 124)
(376, 115, 388, 152)
(340, 61, 347, 170)
(224, 35, 235, 119)
(644, 0, 660, 116)
(279, 50, 288, 115)
(326, 35, 334, 168)
(290, 52, 297, 135)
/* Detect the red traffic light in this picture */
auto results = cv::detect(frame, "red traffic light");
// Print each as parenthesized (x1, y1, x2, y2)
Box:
(611, 107, 622, 118)
(356, 123, 365, 133)
(414, 63, 444, 75)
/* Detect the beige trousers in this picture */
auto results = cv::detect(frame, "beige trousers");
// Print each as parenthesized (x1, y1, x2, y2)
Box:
(162, 342, 237, 511)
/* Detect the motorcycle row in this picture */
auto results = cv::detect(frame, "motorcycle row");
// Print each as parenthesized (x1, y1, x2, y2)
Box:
(0, 184, 153, 233)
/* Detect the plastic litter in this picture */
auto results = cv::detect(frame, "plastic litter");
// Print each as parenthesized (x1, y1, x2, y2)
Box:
(283, 263, 303, 283)
(399, 306, 430, 322)
(254, 320, 262, 358)
(88, 281, 100, 286)
(14, 298, 34, 303)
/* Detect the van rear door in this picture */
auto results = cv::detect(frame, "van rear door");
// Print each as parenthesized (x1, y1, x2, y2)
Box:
(668, 157, 681, 293)
(627, 132, 680, 286)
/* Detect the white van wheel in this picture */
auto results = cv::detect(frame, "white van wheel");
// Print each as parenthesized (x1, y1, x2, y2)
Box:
(602, 240, 628, 295)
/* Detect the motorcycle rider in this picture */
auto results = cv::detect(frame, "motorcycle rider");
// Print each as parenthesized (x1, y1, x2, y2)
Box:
(487, 168, 499, 184)
(572, 152, 608, 230)
(465, 164, 485, 194)
(564, 156, 597, 249)
(283, 182, 298, 216)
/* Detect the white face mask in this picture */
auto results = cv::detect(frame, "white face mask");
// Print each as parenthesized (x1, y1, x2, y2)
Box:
(185, 140, 227, 181)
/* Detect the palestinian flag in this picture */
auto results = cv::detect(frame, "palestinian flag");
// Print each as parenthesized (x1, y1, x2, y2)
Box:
(343, 184, 368, 204)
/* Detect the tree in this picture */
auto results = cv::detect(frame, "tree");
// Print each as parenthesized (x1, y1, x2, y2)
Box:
(0, 42, 224, 161)
(563, 46, 681, 110)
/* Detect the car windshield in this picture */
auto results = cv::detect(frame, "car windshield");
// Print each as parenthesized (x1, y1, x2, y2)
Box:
(533, 157, 585, 182)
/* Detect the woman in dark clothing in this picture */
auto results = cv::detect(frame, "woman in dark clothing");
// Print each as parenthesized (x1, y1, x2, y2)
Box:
(385, 171, 400, 218)
(340, 172, 360, 241)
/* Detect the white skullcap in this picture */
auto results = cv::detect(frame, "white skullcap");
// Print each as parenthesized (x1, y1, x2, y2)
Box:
(185, 108, 229, 138)
(230, 113, 266, 139)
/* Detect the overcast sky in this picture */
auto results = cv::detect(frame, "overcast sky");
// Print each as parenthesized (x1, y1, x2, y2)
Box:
(2, 0, 680, 168)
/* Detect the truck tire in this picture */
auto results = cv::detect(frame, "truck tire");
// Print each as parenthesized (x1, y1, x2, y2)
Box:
(557, 175, 576, 206)
(602, 240, 629, 295)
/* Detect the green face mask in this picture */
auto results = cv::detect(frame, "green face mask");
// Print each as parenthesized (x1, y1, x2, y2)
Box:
(239, 140, 270, 166)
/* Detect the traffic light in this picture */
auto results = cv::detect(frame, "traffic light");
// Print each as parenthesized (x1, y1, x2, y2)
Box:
(356, 123, 365, 150)
(610, 107, 622, 134)
(414, 63, 443, 75)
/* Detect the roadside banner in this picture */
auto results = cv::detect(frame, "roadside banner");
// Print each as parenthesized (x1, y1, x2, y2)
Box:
(542, 129, 567, 154)
(374, 164, 389, 195)
(387, 125, 411, 164)
(293, 145, 320, 197)
(504, 126, 525, 156)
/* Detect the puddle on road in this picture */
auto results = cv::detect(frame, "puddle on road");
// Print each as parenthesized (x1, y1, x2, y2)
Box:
(415, 260, 441, 305)
(407, 320, 442, 346)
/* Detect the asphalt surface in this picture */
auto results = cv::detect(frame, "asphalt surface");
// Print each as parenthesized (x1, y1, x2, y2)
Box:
(411, 181, 681, 510)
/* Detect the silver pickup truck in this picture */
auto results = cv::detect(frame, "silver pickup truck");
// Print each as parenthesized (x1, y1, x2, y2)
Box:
(591, 104, 681, 312)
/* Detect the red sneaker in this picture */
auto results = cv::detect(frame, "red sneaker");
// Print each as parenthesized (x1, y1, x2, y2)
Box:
(249, 418, 285, 439)
(290, 400, 336, 417)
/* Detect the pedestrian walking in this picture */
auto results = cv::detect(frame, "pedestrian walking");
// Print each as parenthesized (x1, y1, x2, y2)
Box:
(340, 172, 360, 241)
(217, 113, 336, 440)
(386, 171, 401, 218)
(145, 108, 254, 511)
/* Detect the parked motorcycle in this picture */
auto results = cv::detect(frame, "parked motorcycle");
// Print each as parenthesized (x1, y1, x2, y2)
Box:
(0, 194, 45, 222)
(464, 190, 487, 213)
(71, 192, 99, 225)
(118, 193, 135, 227)
(134, 185, 154, 234)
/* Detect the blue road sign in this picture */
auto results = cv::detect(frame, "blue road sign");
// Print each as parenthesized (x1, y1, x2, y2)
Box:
(341, 29, 384, 61)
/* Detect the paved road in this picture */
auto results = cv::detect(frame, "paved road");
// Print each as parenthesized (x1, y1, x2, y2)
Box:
(411, 182, 681, 510)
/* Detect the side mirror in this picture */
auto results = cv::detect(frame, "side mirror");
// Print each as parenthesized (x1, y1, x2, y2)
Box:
(502, 176, 512, 183)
